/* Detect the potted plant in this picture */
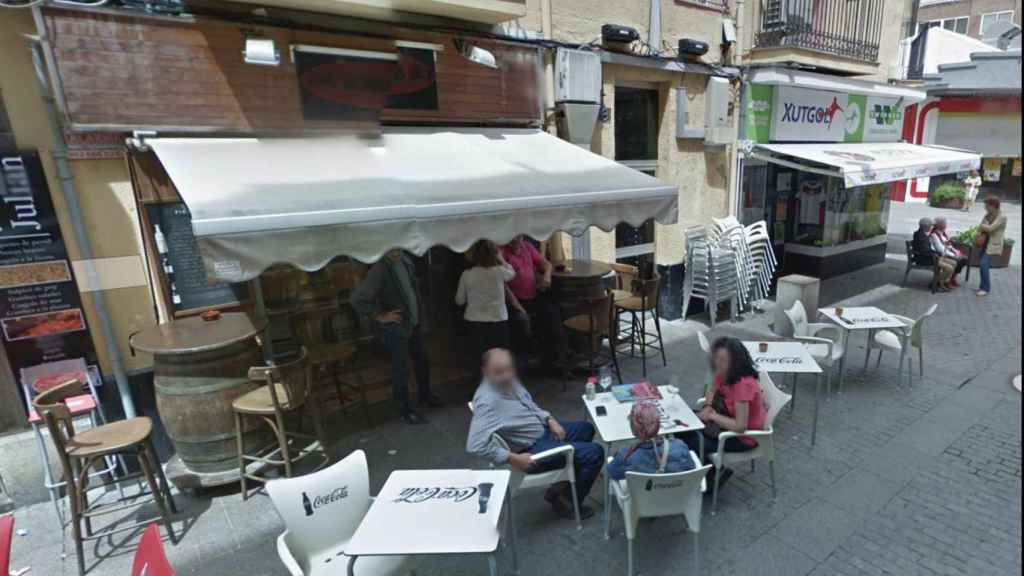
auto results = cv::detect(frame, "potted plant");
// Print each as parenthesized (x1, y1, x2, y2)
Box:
(952, 226, 1015, 268)
(930, 182, 966, 209)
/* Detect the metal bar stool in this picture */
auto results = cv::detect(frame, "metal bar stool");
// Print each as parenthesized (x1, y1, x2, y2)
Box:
(234, 347, 330, 501)
(33, 380, 178, 576)
(615, 273, 667, 377)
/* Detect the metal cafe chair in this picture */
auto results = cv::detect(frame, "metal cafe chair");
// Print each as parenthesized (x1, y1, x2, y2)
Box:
(603, 451, 710, 576)
(266, 450, 412, 576)
(234, 347, 330, 501)
(467, 402, 582, 530)
(33, 380, 178, 576)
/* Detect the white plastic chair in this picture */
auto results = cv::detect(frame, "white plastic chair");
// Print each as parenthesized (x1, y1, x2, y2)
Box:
(864, 304, 937, 387)
(467, 402, 581, 530)
(696, 371, 791, 515)
(603, 451, 711, 576)
(265, 450, 412, 576)
(785, 301, 844, 395)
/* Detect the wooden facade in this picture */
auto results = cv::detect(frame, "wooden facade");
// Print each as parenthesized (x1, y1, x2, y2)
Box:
(41, 7, 543, 132)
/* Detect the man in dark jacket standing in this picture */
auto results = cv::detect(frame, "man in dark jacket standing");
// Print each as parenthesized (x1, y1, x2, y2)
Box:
(351, 250, 441, 424)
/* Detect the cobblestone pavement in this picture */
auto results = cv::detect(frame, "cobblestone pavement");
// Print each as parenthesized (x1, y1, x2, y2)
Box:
(3, 251, 1020, 576)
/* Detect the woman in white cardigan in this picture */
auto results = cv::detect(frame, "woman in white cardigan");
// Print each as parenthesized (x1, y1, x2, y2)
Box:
(456, 239, 516, 372)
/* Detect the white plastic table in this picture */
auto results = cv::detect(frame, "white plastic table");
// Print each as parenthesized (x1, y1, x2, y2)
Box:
(582, 385, 705, 446)
(819, 306, 906, 392)
(743, 341, 824, 444)
(345, 469, 515, 576)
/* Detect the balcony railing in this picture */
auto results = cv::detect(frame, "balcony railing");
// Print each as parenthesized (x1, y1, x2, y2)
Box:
(755, 0, 883, 63)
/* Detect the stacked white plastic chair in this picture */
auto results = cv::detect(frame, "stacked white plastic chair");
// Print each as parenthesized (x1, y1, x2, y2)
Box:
(709, 217, 754, 311)
(682, 226, 740, 328)
(744, 221, 777, 307)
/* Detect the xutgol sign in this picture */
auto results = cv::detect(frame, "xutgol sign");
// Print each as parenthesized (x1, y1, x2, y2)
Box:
(748, 85, 905, 144)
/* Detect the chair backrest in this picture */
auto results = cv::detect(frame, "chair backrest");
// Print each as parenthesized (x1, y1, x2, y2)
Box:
(32, 379, 87, 469)
(624, 463, 711, 532)
(1, 513, 13, 575)
(247, 347, 311, 411)
(758, 371, 791, 429)
(266, 450, 372, 573)
(131, 523, 176, 576)
(633, 274, 661, 310)
(609, 263, 637, 293)
(697, 331, 710, 354)
(784, 300, 810, 338)
(910, 304, 938, 347)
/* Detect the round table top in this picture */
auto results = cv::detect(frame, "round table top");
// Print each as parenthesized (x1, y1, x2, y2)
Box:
(130, 312, 266, 355)
(551, 260, 614, 280)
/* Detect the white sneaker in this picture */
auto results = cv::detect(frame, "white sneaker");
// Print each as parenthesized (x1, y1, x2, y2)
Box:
(976, 290, 988, 297)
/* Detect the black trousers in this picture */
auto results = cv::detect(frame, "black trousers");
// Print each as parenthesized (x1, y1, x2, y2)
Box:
(466, 320, 511, 374)
(511, 293, 568, 368)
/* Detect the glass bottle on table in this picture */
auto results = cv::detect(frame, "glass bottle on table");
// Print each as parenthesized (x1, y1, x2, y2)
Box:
(598, 365, 614, 396)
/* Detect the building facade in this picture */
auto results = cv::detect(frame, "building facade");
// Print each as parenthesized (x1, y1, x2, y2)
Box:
(917, 0, 1021, 41)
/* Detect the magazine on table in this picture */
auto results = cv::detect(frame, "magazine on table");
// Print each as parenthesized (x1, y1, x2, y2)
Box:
(611, 381, 662, 403)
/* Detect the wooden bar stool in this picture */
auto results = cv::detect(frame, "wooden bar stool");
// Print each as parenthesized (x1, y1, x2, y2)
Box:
(234, 348, 330, 500)
(562, 290, 622, 389)
(32, 380, 177, 576)
(615, 273, 667, 377)
(289, 304, 371, 425)
(609, 263, 638, 304)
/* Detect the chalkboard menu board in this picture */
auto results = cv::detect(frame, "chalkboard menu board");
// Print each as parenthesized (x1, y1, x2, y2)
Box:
(145, 202, 247, 313)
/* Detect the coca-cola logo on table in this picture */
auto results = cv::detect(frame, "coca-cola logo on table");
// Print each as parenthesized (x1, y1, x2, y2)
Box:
(301, 486, 349, 517)
(754, 356, 804, 365)
(393, 486, 478, 504)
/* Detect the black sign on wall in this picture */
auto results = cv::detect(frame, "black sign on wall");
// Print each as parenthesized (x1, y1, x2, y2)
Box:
(294, 46, 439, 121)
(145, 202, 247, 313)
(0, 151, 99, 410)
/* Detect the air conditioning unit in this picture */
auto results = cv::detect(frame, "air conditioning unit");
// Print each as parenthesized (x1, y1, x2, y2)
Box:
(555, 48, 602, 104)
(704, 76, 734, 146)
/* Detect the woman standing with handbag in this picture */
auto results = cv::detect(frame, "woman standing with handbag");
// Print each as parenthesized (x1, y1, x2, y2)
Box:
(976, 197, 1007, 297)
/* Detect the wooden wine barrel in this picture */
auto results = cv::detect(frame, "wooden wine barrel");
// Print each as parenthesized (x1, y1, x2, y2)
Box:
(131, 313, 270, 481)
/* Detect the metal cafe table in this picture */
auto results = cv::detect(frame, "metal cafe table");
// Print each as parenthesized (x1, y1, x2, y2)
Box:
(818, 306, 906, 392)
(345, 469, 516, 576)
(743, 341, 823, 445)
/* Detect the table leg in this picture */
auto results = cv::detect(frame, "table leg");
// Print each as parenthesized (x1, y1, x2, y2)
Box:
(488, 554, 499, 576)
(507, 489, 519, 574)
(699, 433, 705, 462)
(346, 555, 357, 576)
(811, 374, 821, 446)
(838, 328, 851, 394)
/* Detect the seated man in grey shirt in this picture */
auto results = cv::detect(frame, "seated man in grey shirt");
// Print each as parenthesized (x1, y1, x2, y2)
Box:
(467, 348, 603, 520)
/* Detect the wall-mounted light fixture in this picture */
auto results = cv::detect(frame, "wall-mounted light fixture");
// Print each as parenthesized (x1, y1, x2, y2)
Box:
(454, 39, 497, 69)
(243, 37, 280, 66)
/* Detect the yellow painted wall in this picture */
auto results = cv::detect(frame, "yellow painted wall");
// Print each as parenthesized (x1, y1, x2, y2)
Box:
(1, 11, 156, 375)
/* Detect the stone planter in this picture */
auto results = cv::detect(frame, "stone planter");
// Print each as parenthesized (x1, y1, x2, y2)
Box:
(955, 241, 1014, 269)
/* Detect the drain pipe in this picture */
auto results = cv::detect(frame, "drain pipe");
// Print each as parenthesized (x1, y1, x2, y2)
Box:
(28, 38, 138, 419)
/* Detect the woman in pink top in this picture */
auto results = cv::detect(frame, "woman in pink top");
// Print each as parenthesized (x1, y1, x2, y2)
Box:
(680, 336, 766, 488)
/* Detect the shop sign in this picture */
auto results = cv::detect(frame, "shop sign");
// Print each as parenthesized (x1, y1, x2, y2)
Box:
(0, 151, 99, 411)
(294, 46, 439, 122)
(750, 84, 904, 143)
(62, 130, 128, 161)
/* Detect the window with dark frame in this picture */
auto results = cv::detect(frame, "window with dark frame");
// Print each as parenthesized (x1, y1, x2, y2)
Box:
(614, 87, 660, 269)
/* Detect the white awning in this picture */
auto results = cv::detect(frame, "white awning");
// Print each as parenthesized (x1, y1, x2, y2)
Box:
(749, 142, 981, 187)
(147, 127, 679, 282)
(748, 68, 927, 102)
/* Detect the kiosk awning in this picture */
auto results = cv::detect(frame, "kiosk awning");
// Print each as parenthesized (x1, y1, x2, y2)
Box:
(146, 127, 679, 282)
(749, 142, 981, 188)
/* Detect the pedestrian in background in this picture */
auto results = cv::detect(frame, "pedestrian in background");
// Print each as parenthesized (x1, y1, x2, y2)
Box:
(976, 196, 1008, 297)
(962, 170, 982, 212)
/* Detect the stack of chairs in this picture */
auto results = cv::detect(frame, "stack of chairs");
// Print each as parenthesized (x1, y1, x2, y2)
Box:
(682, 226, 740, 328)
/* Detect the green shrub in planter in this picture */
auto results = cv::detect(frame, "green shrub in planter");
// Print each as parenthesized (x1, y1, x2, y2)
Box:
(931, 182, 966, 207)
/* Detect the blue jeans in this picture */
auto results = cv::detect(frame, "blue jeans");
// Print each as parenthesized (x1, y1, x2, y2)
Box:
(527, 421, 604, 501)
(979, 252, 992, 293)
(380, 324, 431, 416)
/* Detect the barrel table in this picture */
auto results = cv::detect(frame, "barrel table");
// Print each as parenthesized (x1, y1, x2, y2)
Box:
(551, 259, 614, 302)
(130, 313, 269, 489)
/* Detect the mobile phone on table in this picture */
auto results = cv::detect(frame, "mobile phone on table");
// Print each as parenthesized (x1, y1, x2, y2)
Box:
(595, 406, 607, 417)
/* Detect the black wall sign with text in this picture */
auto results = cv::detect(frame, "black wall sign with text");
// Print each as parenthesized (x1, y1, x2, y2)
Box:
(295, 47, 439, 121)
(0, 151, 99, 411)
(145, 202, 247, 313)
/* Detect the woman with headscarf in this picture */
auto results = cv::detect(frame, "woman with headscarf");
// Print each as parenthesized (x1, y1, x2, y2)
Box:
(606, 401, 694, 481)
